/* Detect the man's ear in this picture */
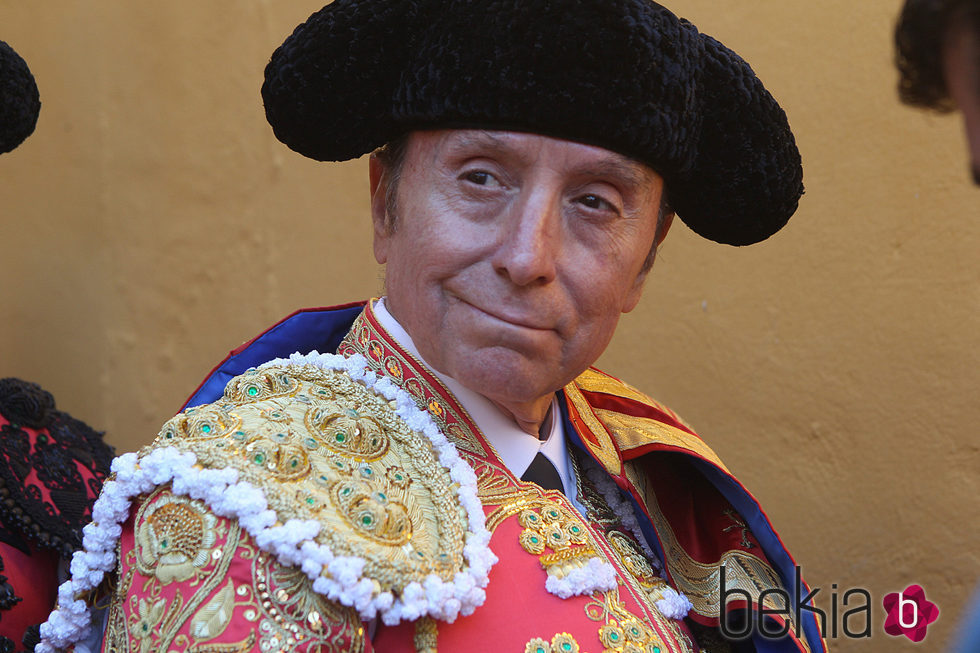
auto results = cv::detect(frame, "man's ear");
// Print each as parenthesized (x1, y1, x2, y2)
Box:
(655, 209, 675, 248)
(369, 154, 391, 264)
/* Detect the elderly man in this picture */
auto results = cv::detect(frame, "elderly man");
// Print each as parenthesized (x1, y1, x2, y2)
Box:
(40, 2, 824, 652)
(896, 0, 980, 183)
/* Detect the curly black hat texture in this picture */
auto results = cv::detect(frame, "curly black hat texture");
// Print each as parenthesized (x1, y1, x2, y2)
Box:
(0, 40, 40, 155)
(262, 0, 803, 246)
(0, 377, 55, 429)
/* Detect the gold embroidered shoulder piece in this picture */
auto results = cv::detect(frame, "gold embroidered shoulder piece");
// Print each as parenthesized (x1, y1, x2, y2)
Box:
(149, 362, 473, 604)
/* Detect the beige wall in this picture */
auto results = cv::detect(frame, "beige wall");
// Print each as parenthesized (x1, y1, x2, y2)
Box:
(0, 2, 976, 650)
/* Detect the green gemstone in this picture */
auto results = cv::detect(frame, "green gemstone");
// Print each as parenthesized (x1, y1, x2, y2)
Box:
(335, 432, 346, 442)
(552, 533, 561, 539)
(377, 493, 386, 501)
(536, 648, 545, 653)
(530, 536, 539, 544)
(342, 488, 352, 496)
(610, 632, 620, 641)
(362, 515, 373, 525)
(254, 453, 265, 464)
(306, 497, 315, 505)
(562, 644, 572, 652)
(291, 459, 299, 468)
(164, 432, 173, 439)
(38, 434, 48, 444)
(201, 424, 212, 433)
(570, 526, 580, 533)
(247, 386, 258, 396)
(161, 539, 168, 548)
(653, 648, 661, 653)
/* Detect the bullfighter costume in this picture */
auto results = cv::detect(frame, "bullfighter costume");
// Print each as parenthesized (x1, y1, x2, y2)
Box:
(38, 1, 824, 652)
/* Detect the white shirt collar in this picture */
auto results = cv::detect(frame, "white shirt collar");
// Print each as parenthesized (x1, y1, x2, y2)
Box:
(373, 298, 580, 503)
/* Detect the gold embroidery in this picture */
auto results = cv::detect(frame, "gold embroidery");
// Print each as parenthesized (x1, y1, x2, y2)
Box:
(107, 487, 366, 652)
(339, 304, 487, 458)
(189, 581, 235, 641)
(574, 369, 655, 407)
(525, 632, 583, 653)
(583, 590, 680, 653)
(150, 363, 470, 596)
(562, 383, 622, 476)
(413, 616, 438, 653)
(252, 551, 366, 653)
(131, 597, 166, 653)
(191, 631, 257, 652)
(135, 493, 218, 583)
(591, 409, 726, 472)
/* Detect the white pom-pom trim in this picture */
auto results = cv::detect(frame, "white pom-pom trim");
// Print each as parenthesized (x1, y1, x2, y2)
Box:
(544, 556, 618, 598)
(38, 352, 497, 652)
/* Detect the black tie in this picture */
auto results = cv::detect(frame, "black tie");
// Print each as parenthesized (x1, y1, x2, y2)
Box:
(521, 452, 564, 493)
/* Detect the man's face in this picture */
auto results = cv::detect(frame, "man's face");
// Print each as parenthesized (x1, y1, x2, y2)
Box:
(371, 129, 668, 406)
(943, 19, 980, 183)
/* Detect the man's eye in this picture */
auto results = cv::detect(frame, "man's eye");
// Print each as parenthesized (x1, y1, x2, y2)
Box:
(578, 193, 613, 211)
(463, 170, 499, 186)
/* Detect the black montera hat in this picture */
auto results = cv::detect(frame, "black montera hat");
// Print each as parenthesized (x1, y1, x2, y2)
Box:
(0, 40, 40, 155)
(262, 0, 803, 246)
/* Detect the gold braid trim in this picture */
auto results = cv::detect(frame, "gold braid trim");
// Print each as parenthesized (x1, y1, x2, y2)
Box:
(413, 617, 438, 653)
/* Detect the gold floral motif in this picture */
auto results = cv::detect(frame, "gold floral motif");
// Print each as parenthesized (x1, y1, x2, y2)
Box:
(329, 474, 412, 546)
(159, 405, 242, 443)
(308, 408, 389, 461)
(135, 493, 217, 583)
(512, 503, 597, 579)
(525, 632, 583, 653)
(584, 591, 671, 653)
(131, 597, 167, 653)
(224, 368, 300, 403)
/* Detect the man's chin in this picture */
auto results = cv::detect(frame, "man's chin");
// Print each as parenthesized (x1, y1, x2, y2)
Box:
(448, 349, 566, 406)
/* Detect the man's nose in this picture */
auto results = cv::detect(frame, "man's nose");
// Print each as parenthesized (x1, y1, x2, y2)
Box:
(491, 190, 560, 286)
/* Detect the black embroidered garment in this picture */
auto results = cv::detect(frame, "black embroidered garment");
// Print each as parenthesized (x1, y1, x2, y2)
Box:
(0, 378, 114, 650)
(0, 378, 114, 557)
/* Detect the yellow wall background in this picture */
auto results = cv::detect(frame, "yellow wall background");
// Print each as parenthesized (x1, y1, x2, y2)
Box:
(0, 2, 976, 650)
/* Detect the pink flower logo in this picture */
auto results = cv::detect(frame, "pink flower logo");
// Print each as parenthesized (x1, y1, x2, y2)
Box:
(883, 584, 939, 642)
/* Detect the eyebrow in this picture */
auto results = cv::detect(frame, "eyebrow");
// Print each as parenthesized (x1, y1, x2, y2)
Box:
(575, 159, 648, 188)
